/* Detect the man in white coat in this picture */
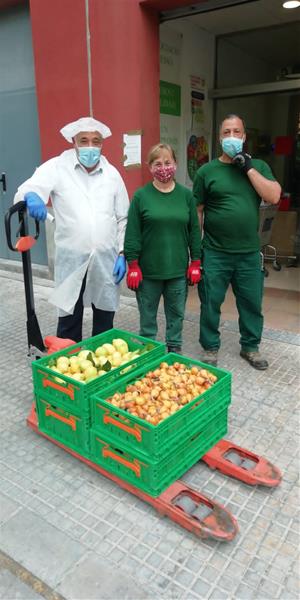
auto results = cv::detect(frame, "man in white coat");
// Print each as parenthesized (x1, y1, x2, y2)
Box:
(14, 117, 129, 342)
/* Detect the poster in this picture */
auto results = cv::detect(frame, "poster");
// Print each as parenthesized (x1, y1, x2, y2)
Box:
(123, 132, 142, 169)
(186, 132, 209, 184)
(186, 75, 209, 185)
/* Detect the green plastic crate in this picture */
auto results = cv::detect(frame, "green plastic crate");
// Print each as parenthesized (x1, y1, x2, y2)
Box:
(91, 353, 231, 458)
(36, 396, 90, 455)
(89, 408, 228, 497)
(32, 329, 165, 416)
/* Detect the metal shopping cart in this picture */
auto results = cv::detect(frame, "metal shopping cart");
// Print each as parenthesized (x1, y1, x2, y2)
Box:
(259, 201, 281, 277)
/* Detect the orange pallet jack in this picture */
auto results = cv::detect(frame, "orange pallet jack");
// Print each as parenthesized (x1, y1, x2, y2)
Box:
(6, 202, 282, 543)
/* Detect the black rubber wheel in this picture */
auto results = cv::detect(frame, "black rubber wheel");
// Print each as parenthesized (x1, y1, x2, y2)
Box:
(273, 260, 281, 271)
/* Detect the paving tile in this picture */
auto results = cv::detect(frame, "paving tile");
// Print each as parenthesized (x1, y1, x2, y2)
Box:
(0, 493, 21, 525)
(0, 509, 86, 587)
(57, 552, 151, 599)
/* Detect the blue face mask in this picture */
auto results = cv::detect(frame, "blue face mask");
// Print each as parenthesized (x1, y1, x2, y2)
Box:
(78, 146, 101, 168)
(221, 137, 243, 158)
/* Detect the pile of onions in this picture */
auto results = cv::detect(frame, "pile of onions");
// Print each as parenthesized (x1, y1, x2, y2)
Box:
(106, 361, 217, 426)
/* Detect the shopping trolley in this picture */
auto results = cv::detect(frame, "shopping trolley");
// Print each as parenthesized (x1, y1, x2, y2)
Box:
(259, 201, 281, 277)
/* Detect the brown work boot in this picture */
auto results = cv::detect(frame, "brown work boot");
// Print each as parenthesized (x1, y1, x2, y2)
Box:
(240, 350, 268, 370)
(201, 350, 218, 366)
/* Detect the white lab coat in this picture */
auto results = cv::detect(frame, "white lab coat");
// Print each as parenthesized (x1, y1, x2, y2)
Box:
(14, 149, 129, 315)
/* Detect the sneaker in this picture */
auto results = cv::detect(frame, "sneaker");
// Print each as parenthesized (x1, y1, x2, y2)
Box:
(240, 350, 268, 370)
(167, 346, 182, 354)
(201, 350, 218, 366)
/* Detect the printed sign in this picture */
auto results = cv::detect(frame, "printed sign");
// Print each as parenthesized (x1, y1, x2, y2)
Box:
(160, 80, 181, 116)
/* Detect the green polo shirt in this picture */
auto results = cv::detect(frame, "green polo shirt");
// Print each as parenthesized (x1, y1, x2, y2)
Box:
(124, 182, 201, 279)
(193, 158, 276, 253)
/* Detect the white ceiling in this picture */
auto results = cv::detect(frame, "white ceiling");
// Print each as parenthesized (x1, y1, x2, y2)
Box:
(182, 0, 300, 36)
(179, 0, 300, 68)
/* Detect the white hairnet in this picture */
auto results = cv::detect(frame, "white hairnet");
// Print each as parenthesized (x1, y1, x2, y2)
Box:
(60, 117, 112, 143)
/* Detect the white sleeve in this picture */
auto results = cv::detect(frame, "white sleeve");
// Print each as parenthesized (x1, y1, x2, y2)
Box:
(13, 158, 58, 205)
(114, 174, 129, 253)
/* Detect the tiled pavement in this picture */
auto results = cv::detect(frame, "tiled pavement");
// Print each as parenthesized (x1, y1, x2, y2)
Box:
(0, 271, 299, 600)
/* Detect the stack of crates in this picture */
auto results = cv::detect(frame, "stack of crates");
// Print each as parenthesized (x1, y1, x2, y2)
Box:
(31, 329, 165, 457)
(89, 353, 231, 496)
(32, 331, 231, 497)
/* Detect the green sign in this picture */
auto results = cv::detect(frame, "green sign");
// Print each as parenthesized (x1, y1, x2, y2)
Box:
(160, 80, 181, 116)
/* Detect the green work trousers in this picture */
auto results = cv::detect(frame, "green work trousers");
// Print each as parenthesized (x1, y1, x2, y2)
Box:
(136, 277, 188, 349)
(198, 248, 264, 352)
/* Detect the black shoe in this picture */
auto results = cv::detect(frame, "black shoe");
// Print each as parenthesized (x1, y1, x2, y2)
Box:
(240, 350, 268, 370)
(167, 346, 182, 354)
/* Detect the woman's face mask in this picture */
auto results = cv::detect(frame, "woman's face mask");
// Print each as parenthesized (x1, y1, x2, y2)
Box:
(151, 164, 176, 183)
(221, 136, 244, 158)
(77, 146, 101, 168)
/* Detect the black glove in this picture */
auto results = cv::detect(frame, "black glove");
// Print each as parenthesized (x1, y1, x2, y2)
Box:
(232, 152, 252, 173)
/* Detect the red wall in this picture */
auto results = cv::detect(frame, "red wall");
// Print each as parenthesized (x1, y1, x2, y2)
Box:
(89, 0, 160, 194)
(29, 0, 90, 160)
(28, 0, 160, 197)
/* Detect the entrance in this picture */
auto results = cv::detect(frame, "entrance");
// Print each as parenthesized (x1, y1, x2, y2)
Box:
(0, 5, 47, 265)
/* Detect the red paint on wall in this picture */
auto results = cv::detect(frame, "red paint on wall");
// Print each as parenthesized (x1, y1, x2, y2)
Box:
(29, 0, 90, 161)
(89, 0, 160, 197)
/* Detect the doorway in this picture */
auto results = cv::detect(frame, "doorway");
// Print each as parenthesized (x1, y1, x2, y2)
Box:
(0, 5, 47, 265)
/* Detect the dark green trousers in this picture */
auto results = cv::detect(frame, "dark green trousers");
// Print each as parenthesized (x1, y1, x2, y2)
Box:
(198, 248, 264, 352)
(136, 277, 187, 348)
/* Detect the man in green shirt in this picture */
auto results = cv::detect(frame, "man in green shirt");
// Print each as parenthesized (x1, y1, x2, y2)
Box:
(193, 114, 281, 369)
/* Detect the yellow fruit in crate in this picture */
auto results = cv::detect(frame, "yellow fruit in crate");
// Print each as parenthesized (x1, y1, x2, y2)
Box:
(70, 372, 84, 382)
(97, 370, 106, 376)
(112, 338, 129, 355)
(110, 351, 122, 367)
(77, 350, 91, 360)
(69, 361, 80, 374)
(97, 355, 109, 367)
(79, 359, 93, 371)
(69, 355, 79, 364)
(56, 356, 69, 366)
(84, 365, 98, 380)
(51, 366, 65, 383)
(101, 343, 115, 355)
(56, 360, 69, 373)
(95, 346, 107, 357)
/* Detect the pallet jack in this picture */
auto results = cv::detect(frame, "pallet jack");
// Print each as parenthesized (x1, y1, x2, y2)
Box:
(5, 201, 282, 543)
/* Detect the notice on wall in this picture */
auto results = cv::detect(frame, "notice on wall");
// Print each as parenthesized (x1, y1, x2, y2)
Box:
(190, 75, 206, 129)
(123, 132, 142, 169)
(186, 75, 210, 185)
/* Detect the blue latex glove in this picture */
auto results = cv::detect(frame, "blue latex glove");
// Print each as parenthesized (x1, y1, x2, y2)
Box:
(24, 192, 47, 222)
(113, 255, 126, 284)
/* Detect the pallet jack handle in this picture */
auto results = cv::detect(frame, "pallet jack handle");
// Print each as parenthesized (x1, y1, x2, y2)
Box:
(5, 200, 46, 354)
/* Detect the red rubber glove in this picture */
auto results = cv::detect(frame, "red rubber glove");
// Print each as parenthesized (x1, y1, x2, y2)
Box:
(187, 260, 201, 285)
(44, 336, 76, 354)
(126, 260, 143, 290)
